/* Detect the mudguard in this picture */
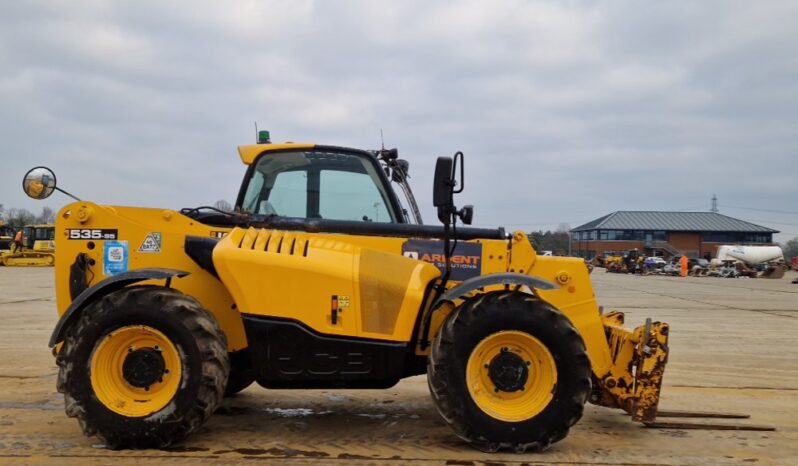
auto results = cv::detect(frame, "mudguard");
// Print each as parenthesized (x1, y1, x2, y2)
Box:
(48, 268, 189, 347)
(433, 272, 558, 308)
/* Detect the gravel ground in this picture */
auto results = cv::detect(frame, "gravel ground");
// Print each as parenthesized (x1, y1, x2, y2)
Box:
(0, 267, 796, 465)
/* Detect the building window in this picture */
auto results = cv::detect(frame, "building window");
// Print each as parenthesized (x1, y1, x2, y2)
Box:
(598, 230, 648, 241)
(703, 232, 772, 243)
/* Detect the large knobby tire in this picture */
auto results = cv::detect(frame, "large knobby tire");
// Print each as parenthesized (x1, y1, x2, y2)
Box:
(56, 286, 230, 448)
(428, 290, 591, 453)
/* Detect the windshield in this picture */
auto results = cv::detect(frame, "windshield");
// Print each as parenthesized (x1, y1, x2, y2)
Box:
(240, 150, 400, 223)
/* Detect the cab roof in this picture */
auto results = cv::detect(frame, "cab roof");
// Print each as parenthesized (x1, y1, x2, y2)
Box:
(237, 143, 315, 165)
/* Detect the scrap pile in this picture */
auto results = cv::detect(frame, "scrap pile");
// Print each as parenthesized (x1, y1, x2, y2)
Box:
(591, 245, 789, 279)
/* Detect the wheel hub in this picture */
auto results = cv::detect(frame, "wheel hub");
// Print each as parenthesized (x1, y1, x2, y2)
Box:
(122, 347, 166, 389)
(487, 348, 529, 393)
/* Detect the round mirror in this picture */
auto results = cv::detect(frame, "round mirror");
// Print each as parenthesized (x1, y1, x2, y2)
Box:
(22, 166, 57, 200)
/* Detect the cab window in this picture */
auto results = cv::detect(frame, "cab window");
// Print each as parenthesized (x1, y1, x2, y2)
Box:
(319, 170, 391, 222)
(269, 171, 307, 217)
(240, 150, 398, 223)
(35, 228, 54, 240)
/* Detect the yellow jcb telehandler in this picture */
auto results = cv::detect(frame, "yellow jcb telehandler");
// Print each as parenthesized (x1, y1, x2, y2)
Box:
(22, 138, 770, 452)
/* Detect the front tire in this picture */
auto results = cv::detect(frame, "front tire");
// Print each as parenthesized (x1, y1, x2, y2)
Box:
(428, 291, 591, 452)
(56, 286, 230, 448)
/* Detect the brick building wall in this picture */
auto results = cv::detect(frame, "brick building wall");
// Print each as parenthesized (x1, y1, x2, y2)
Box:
(667, 233, 701, 257)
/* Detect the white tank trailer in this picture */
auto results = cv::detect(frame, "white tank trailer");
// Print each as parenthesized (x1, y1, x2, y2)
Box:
(715, 245, 784, 264)
(713, 245, 788, 279)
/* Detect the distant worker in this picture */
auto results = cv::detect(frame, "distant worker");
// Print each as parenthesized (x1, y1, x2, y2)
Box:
(11, 230, 23, 254)
(679, 255, 689, 277)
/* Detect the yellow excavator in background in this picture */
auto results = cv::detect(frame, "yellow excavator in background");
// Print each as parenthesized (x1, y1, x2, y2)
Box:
(0, 221, 14, 255)
(0, 224, 56, 266)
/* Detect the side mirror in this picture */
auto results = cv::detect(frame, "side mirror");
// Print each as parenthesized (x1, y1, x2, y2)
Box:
(433, 156, 453, 208)
(433, 156, 454, 223)
(22, 167, 57, 200)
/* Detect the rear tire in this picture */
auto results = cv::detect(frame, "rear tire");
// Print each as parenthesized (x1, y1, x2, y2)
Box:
(56, 286, 229, 448)
(428, 291, 591, 453)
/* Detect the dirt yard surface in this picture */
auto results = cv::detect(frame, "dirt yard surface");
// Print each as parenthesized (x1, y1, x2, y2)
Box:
(0, 267, 796, 465)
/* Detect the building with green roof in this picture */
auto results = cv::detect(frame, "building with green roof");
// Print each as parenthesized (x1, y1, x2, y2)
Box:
(570, 211, 778, 260)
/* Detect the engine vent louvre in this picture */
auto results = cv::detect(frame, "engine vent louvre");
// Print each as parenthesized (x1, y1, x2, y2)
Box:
(237, 228, 309, 257)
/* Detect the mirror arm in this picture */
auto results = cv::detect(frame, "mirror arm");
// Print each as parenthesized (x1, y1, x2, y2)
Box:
(55, 187, 81, 201)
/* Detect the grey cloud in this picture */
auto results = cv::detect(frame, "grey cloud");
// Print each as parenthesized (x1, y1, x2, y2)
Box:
(1, 1, 796, 240)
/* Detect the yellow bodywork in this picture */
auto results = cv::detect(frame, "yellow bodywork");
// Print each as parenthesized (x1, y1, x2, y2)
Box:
(213, 227, 441, 341)
(53, 202, 247, 352)
(51, 202, 613, 354)
(238, 143, 315, 164)
(49, 141, 669, 423)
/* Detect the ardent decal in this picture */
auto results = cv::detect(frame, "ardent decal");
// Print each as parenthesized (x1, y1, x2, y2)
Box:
(402, 239, 482, 280)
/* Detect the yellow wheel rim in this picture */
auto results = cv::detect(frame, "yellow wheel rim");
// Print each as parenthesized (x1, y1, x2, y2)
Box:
(90, 325, 182, 417)
(466, 330, 557, 422)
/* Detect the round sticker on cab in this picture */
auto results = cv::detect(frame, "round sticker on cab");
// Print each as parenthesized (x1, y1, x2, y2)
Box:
(103, 240, 129, 276)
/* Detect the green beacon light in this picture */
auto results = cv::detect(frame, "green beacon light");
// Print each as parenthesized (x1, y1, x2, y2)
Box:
(258, 130, 271, 144)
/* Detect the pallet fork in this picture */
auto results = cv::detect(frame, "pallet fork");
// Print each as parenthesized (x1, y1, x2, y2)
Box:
(595, 312, 774, 432)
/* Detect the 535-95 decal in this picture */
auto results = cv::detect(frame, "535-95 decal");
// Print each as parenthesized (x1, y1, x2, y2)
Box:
(67, 229, 119, 240)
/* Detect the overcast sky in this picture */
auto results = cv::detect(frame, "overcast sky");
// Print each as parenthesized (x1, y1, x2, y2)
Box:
(1, 1, 796, 241)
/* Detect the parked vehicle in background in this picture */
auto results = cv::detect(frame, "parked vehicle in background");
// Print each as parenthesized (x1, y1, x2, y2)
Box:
(690, 258, 710, 276)
(662, 261, 682, 276)
(707, 260, 740, 278)
(645, 256, 666, 268)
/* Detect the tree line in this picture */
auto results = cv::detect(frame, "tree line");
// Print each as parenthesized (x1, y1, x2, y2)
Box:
(0, 204, 56, 230)
(527, 225, 571, 255)
(784, 238, 798, 262)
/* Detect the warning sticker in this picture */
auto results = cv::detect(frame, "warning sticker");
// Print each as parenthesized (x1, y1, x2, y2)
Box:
(338, 295, 350, 309)
(104, 240, 129, 276)
(138, 232, 162, 253)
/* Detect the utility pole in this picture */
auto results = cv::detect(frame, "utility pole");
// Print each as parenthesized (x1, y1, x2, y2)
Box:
(710, 194, 718, 213)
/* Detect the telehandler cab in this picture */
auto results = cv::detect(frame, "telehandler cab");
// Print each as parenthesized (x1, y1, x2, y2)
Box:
(23, 136, 766, 452)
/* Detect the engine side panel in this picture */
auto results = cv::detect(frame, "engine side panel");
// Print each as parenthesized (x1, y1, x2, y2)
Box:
(212, 227, 441, 342)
